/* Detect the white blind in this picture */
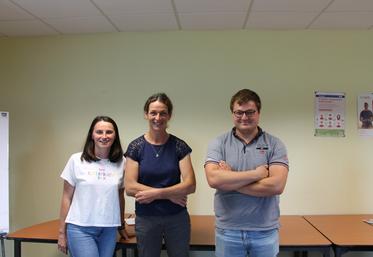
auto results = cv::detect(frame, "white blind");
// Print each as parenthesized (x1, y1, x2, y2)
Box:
(0, 112, 9, 234)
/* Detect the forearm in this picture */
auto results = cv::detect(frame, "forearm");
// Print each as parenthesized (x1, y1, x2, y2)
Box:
(237, 166, 288, 197)
(132, 180, 195, 204)
(125, 181, 153, 197)
(237, 177, 284, 197)
(158, 180, 196, 198)
(58, 196, 71, 254)
(58, 198, 71, 235)
(207, 169, 264, 191)
(119, 188, 125, 225)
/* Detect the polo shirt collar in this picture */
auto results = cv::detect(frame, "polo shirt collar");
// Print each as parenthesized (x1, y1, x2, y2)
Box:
(232, 126, 263, 145)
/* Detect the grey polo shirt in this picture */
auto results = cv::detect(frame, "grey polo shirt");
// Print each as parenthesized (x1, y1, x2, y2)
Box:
(205, 127, 289, 231)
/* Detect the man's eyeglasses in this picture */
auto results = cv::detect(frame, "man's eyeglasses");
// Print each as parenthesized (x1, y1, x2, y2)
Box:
(233, 109, 257, 118)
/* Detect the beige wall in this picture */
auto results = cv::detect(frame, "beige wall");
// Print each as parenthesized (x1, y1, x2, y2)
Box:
(1, 31, 373, 257)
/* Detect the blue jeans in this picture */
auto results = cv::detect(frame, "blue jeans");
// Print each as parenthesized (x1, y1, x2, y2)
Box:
(215, 227, 279, 257)
(66, 223, 117, 257)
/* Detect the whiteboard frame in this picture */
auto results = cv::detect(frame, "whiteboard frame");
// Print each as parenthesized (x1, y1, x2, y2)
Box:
(0, 112, 9, 234)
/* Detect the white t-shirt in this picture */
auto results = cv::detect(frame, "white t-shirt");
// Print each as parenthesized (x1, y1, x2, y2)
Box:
(61, 152, 125, 227)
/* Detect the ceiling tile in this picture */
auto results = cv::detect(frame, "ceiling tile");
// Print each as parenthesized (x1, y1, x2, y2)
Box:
(1, 0, 373, 36)
(11, 0, 102, 18)
(93, 0, 174, 15)
(45, 16, 117, 34)
(110, 13, 178, 31)
(246, 12, 317, 29)
(0, 0, 33, 20)
(311, 12, 373, 29)
(0, 19, 58, 36)
(327, 0, 373, 12)
(179, 12, 246, 30)
(252, 0, 331, 12)
(174, 0, 251, 13)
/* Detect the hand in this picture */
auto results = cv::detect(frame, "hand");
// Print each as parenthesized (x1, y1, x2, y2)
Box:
(255, 165, 269, 179)
(57, 233, 68, 254)
(218, 160, 232, 171)
(118, 228, 130, 240)
(169, 195, 187, 207)
(135, 188, 161, 204)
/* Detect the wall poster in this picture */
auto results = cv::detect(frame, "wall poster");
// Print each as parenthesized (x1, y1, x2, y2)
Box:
(357, 93, 373, 136)
(314, 91, 345, 137)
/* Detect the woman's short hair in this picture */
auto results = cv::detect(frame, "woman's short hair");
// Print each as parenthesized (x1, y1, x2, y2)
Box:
(81, 116, 123, 163)
(143, 93, 173, 115)
(230, 89, 261, 113)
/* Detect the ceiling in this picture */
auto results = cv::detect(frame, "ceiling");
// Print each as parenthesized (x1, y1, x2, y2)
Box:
(1, 0, 373, 37)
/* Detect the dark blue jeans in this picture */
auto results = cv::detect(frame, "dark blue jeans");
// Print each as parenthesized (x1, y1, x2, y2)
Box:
(135, 210, 190, 257)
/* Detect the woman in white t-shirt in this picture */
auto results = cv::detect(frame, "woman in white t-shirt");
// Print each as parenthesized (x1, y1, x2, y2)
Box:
(57, 116, 129, 257)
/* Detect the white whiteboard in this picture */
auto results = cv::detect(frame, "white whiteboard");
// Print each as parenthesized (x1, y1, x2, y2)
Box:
(0, 112, 9, 234)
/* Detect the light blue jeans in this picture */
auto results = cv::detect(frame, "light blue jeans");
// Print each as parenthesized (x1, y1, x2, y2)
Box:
(66, 223, 117, 257)
(215, 227, 279, 257)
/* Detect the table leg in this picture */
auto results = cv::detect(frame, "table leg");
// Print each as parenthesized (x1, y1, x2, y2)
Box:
(322, 247, 331, 257)
(294, 251, 307, 257)
(114, 245, 127, 257)
(1, 237, 5, 257)
(14, 239, 21, 257)
(134, 248, 138, 257)
(334, 247, 346, 257)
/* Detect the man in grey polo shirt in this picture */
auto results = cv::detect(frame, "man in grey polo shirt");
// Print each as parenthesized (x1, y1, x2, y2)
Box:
(204, 89, 289, 257)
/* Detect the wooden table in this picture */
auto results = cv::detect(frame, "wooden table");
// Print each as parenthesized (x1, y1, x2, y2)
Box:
(6, 219, 136, 257)
(304, 215, 373, 257)
(279, 216, 331, 257)
(7, 215, 331, 257)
